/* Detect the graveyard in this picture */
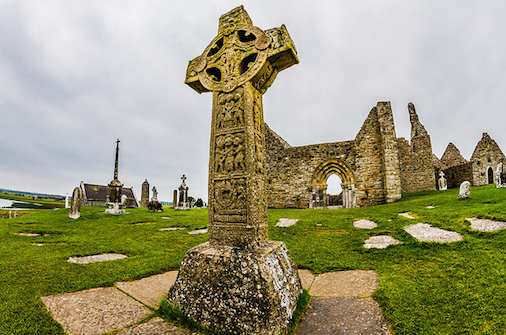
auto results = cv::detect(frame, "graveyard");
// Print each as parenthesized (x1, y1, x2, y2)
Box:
(0, 184, 504, 334)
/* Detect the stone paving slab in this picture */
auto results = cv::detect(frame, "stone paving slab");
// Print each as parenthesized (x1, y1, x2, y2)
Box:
(466, 217, 506, 231)
(117, 317, 195, 335)
(298, 269, 316, 289)
(116, 271, 179, 308)
(364, 235, 402, 249)
(398, 212, 415, 219)
(296, 297, 390, 334)
(404, 223, 463, 242)
(41, 287, 152, 335)
(188, 228, 207, 234)
(309, 270, 379, 297)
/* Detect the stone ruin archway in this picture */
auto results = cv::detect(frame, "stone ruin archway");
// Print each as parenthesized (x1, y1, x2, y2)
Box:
(488, 167, 494, 184)
(310, 160, 356, 209)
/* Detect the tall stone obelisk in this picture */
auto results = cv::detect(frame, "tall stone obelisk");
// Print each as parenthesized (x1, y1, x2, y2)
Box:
(167, 6, 301, 334)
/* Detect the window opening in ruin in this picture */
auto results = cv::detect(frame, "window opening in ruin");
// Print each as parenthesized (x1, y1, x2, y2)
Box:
(326, 174, 343, 208)
(488, 167, 494, 184)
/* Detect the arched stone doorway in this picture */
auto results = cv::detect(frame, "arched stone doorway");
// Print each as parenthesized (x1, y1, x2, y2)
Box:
(488, 167, 494, 184)
(310, 160, 356, 209)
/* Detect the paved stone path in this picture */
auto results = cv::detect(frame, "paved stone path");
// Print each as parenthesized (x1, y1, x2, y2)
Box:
(41, 269, 390, 334)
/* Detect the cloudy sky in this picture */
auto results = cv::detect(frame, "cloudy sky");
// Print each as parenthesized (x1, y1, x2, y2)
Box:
(1, 0, 505, 202)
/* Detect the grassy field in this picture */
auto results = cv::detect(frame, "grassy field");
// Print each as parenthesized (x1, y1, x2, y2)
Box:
(0, 185, 505, 334)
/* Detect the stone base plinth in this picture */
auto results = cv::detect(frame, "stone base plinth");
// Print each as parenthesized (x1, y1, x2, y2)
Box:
(167, 241, 302, 335)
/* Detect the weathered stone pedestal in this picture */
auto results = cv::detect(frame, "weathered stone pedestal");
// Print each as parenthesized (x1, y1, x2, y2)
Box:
(168, 241, 301, 334)
(168, 6, 301, 335)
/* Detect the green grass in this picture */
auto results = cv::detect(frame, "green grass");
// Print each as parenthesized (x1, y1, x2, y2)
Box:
(0, 185, 505, 334)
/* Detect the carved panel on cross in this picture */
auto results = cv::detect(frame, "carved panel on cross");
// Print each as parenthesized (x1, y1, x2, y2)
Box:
(216, 87, 244, 130)
(213, 178, 247, 212)
(215, 133, 246, 175)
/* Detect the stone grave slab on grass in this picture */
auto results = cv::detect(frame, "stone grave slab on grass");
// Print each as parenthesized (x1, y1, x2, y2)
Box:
(466, 217, 506, 231)
(364, 235, 402, 249)
(116, 317, 193, 335)
(41, 287, 151, 335)
(399, 212, 415, 219)
(67, 253, 128, 264)
(275, 218, 299, 227)
(115, 271, 178, 308)
(353, 219, 377, 229)
(187, 228, 207, 234)
(403, 223, 463, 242)
(17, 232, 42, 237)
(158, 227, 187, 231)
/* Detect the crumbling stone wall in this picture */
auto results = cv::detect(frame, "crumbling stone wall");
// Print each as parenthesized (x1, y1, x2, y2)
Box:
(397, 103, 436, 193)
(470, 133, 505, 186)
(266, 101, 402, 208)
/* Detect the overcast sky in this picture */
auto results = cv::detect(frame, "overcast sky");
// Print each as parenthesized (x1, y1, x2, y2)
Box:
(1, 0, 506, 202)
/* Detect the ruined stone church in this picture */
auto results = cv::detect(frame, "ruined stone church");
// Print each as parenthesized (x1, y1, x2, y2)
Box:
(265, 102, 504, 209)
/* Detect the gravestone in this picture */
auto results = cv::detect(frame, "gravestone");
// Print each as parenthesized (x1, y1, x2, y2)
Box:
(65, 192, 69, 208)
(495, 163, 506, 188)
(438, 171, 447, 191)
(167, 6, 301, 335)
(140, 179, 149, 207)
(148, 186, 163, 212)
(175, 175, 190, 210)
(69, 187, 83, 219)
(458, 181, 471, 200)
(172, 189, 177, 208)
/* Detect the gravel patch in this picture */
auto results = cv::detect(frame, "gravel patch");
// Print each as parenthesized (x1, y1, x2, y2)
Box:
(68, 253, 128, 264)
(404, 223, 463, 242)
(466, 218, 506, 231)
(364, 235, 402, 249)
(275, 218, 299, 227)
(353, 219, 377, 229)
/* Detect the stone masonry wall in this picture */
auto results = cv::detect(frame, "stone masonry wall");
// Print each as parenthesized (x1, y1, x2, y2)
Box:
(397, 103, 436, 193)
(442, 162, 473, 189)
(470, 133, 506, 186)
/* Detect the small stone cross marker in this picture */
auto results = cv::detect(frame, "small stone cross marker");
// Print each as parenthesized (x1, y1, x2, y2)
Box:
(186, 5, 298, 248)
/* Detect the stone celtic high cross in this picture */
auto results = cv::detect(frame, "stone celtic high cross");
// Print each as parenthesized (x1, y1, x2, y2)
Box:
(185, 5, 298, 248)
(169, 7, 301, 334)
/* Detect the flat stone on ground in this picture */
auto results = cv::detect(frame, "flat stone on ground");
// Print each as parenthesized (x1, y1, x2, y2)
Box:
(309, 270, 379, 297)
(364, 235, 402, 249)
(466, 217, 506, 231)
(116, 317, 194, 335)
(426, 205, 436, 209)
(41, 287, 152, 335)
(275, 218, 299, 227)
(18, 232, 42, 236)
(353, 219, 377, 229)
(399, 212, 415, 219)
(298, 269, 316, 289)
(68, 253, 128, 264)
(115, 271, 178, 308)
(188, 228, 207, 234)
(296, 297, 390, 335)
(404, 223, 463, 242)
(159, 227, 186, 231)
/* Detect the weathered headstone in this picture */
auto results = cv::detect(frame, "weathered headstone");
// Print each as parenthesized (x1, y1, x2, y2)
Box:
(105, 139, 126, 214)
(69, 186, 83, 219)
(65, 192, 69, 209)
(172, 189, 177, 208)
(148, 186, 163, 212)
(175, 175, 190, 210)
(140, 179, 149, 207)
(168, 6, 301, 335)
(438, 171, 447, 191)
(495, 163, 506, 188)
(458, 181, 471, 200)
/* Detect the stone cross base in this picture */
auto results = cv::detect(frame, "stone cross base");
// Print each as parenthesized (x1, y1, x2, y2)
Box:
(105, 202, 126, 215)
(175, 202, 190, 210)
(167, 241, 302, 335)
